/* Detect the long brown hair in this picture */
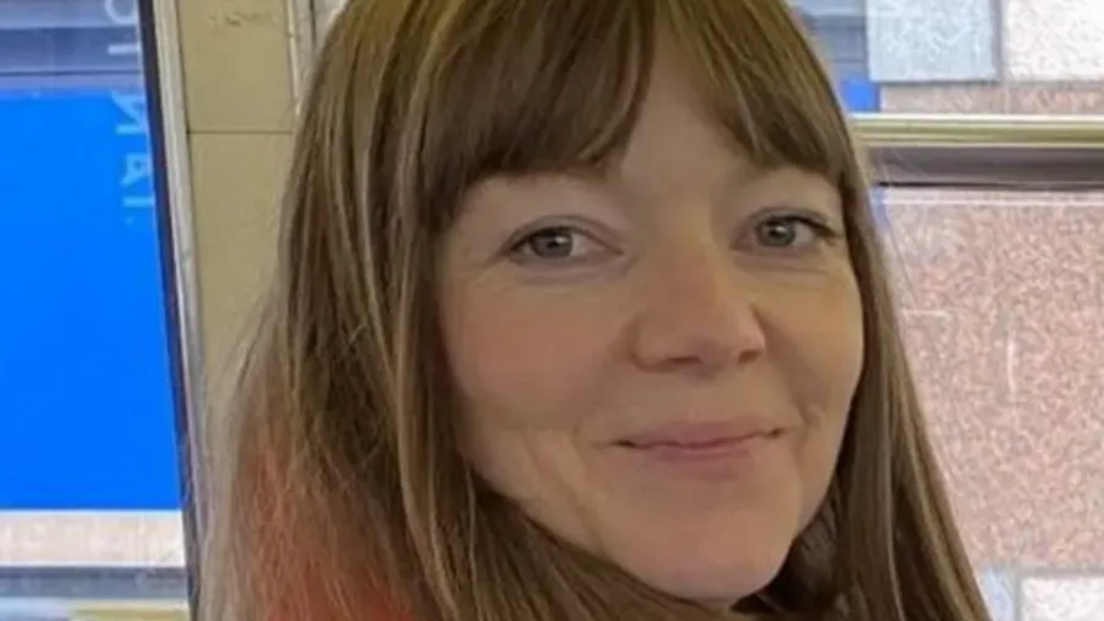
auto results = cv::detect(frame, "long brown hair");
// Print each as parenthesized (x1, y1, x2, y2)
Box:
(200, 2, 993, 621)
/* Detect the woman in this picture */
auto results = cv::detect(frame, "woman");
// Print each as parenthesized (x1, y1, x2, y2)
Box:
(202, 1, 994, 621)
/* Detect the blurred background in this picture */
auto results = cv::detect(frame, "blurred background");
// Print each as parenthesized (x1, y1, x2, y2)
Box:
(1, 0, 1101, 620)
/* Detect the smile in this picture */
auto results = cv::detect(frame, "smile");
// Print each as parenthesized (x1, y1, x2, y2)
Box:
(614, 423, 783, 479)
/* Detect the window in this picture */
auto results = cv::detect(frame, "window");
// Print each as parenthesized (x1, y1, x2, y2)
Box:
(886, 187, 1104, 621)
(796, 0, 1104, 117)
(0, 0, 191, 617)
(790, 0, 1104, 618)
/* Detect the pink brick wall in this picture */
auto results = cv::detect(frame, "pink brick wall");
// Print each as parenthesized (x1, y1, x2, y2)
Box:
(888, 190, 1104, 568)
(882, 84, 1104, 572)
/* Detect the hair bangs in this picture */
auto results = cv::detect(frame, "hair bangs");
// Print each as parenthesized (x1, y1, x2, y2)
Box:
(659, 0, 857, 184)
(410, 0, 654, 232)
(405, 0, 859, 238)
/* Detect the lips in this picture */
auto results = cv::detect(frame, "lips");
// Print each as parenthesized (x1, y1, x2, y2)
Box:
(615, 421, 779, 450)
(618, 436, 758, 451)
(611, 422, 781, 479)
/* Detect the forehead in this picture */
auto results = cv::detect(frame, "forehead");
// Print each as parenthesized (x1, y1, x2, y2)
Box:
(608, 56, 833, 205)
(613, 55, 749, 187)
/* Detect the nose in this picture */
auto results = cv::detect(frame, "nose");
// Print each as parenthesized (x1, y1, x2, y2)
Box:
(628, 247, 767, 376)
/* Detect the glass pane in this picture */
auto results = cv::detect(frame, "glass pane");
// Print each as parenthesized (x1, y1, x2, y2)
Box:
(0, 0, 189, 617)
(791, 0, 1104, 116)
(885, 187, 1104, 619)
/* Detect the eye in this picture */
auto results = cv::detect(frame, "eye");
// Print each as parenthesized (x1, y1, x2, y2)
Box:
(508, 225, 613, 264)
(752, 214, 839, 250)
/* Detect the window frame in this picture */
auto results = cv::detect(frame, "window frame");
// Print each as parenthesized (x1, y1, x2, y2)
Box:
(860, 114, 1104, 190)
(144, 0, 204, 609)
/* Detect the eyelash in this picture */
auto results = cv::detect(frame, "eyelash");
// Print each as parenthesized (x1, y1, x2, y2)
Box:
(753, 213, 842, 248)
(503, 212, 842, 265)
(506, 224, 610, 265)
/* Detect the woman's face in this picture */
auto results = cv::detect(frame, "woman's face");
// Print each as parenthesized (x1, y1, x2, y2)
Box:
(438, 59, 864, 605)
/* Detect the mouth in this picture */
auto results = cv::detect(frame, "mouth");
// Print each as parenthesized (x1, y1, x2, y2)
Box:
(612, 425, 783, 477)
(615, 432, 778, 450)
(615, 430, 780, 454)
(615, 421, 783, 450)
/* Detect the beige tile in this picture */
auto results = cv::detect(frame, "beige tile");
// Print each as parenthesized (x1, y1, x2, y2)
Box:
(1024, 577, 1104, 621)
(0, 512, 185, 566)
(1005, 0, 1104, 80)
(188, 131, 290, 382)
(177, 0, 297, 133)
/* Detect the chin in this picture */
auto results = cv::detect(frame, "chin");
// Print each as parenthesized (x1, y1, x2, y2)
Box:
(604, 527, 794, 605)
(588, 484, 808, 605)
(634, 552, 787, 605)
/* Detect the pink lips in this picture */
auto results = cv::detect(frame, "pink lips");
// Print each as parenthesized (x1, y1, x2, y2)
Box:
(615, 422, 780, 478)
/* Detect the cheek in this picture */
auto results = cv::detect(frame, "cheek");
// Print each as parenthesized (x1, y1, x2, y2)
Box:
(438, 283, 628, 543)
(769, 269, 864, 410)
(440, 286, 621, 434)
(773, 277, 863, 517)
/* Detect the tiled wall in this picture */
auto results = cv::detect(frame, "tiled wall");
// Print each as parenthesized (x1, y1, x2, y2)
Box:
(867, 0, 999, 82)
(886, 188, 1104, 618)
(1004, 0, 1104, 80)
(890, 187, 1104, 559)
(178, 0, 294, 376)
(872, 8, 1104, 606)
(804, 0, 1104, 88)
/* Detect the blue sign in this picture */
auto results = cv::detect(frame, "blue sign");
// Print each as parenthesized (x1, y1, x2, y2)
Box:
(0, 88, 182, 510)
(840, 77, 880, 113)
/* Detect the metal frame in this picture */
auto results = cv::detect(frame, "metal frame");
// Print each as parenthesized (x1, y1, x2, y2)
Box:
(140, 0, 204, 611)
(859, 114, 1104, 190)
(287, 0, 318, 106)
